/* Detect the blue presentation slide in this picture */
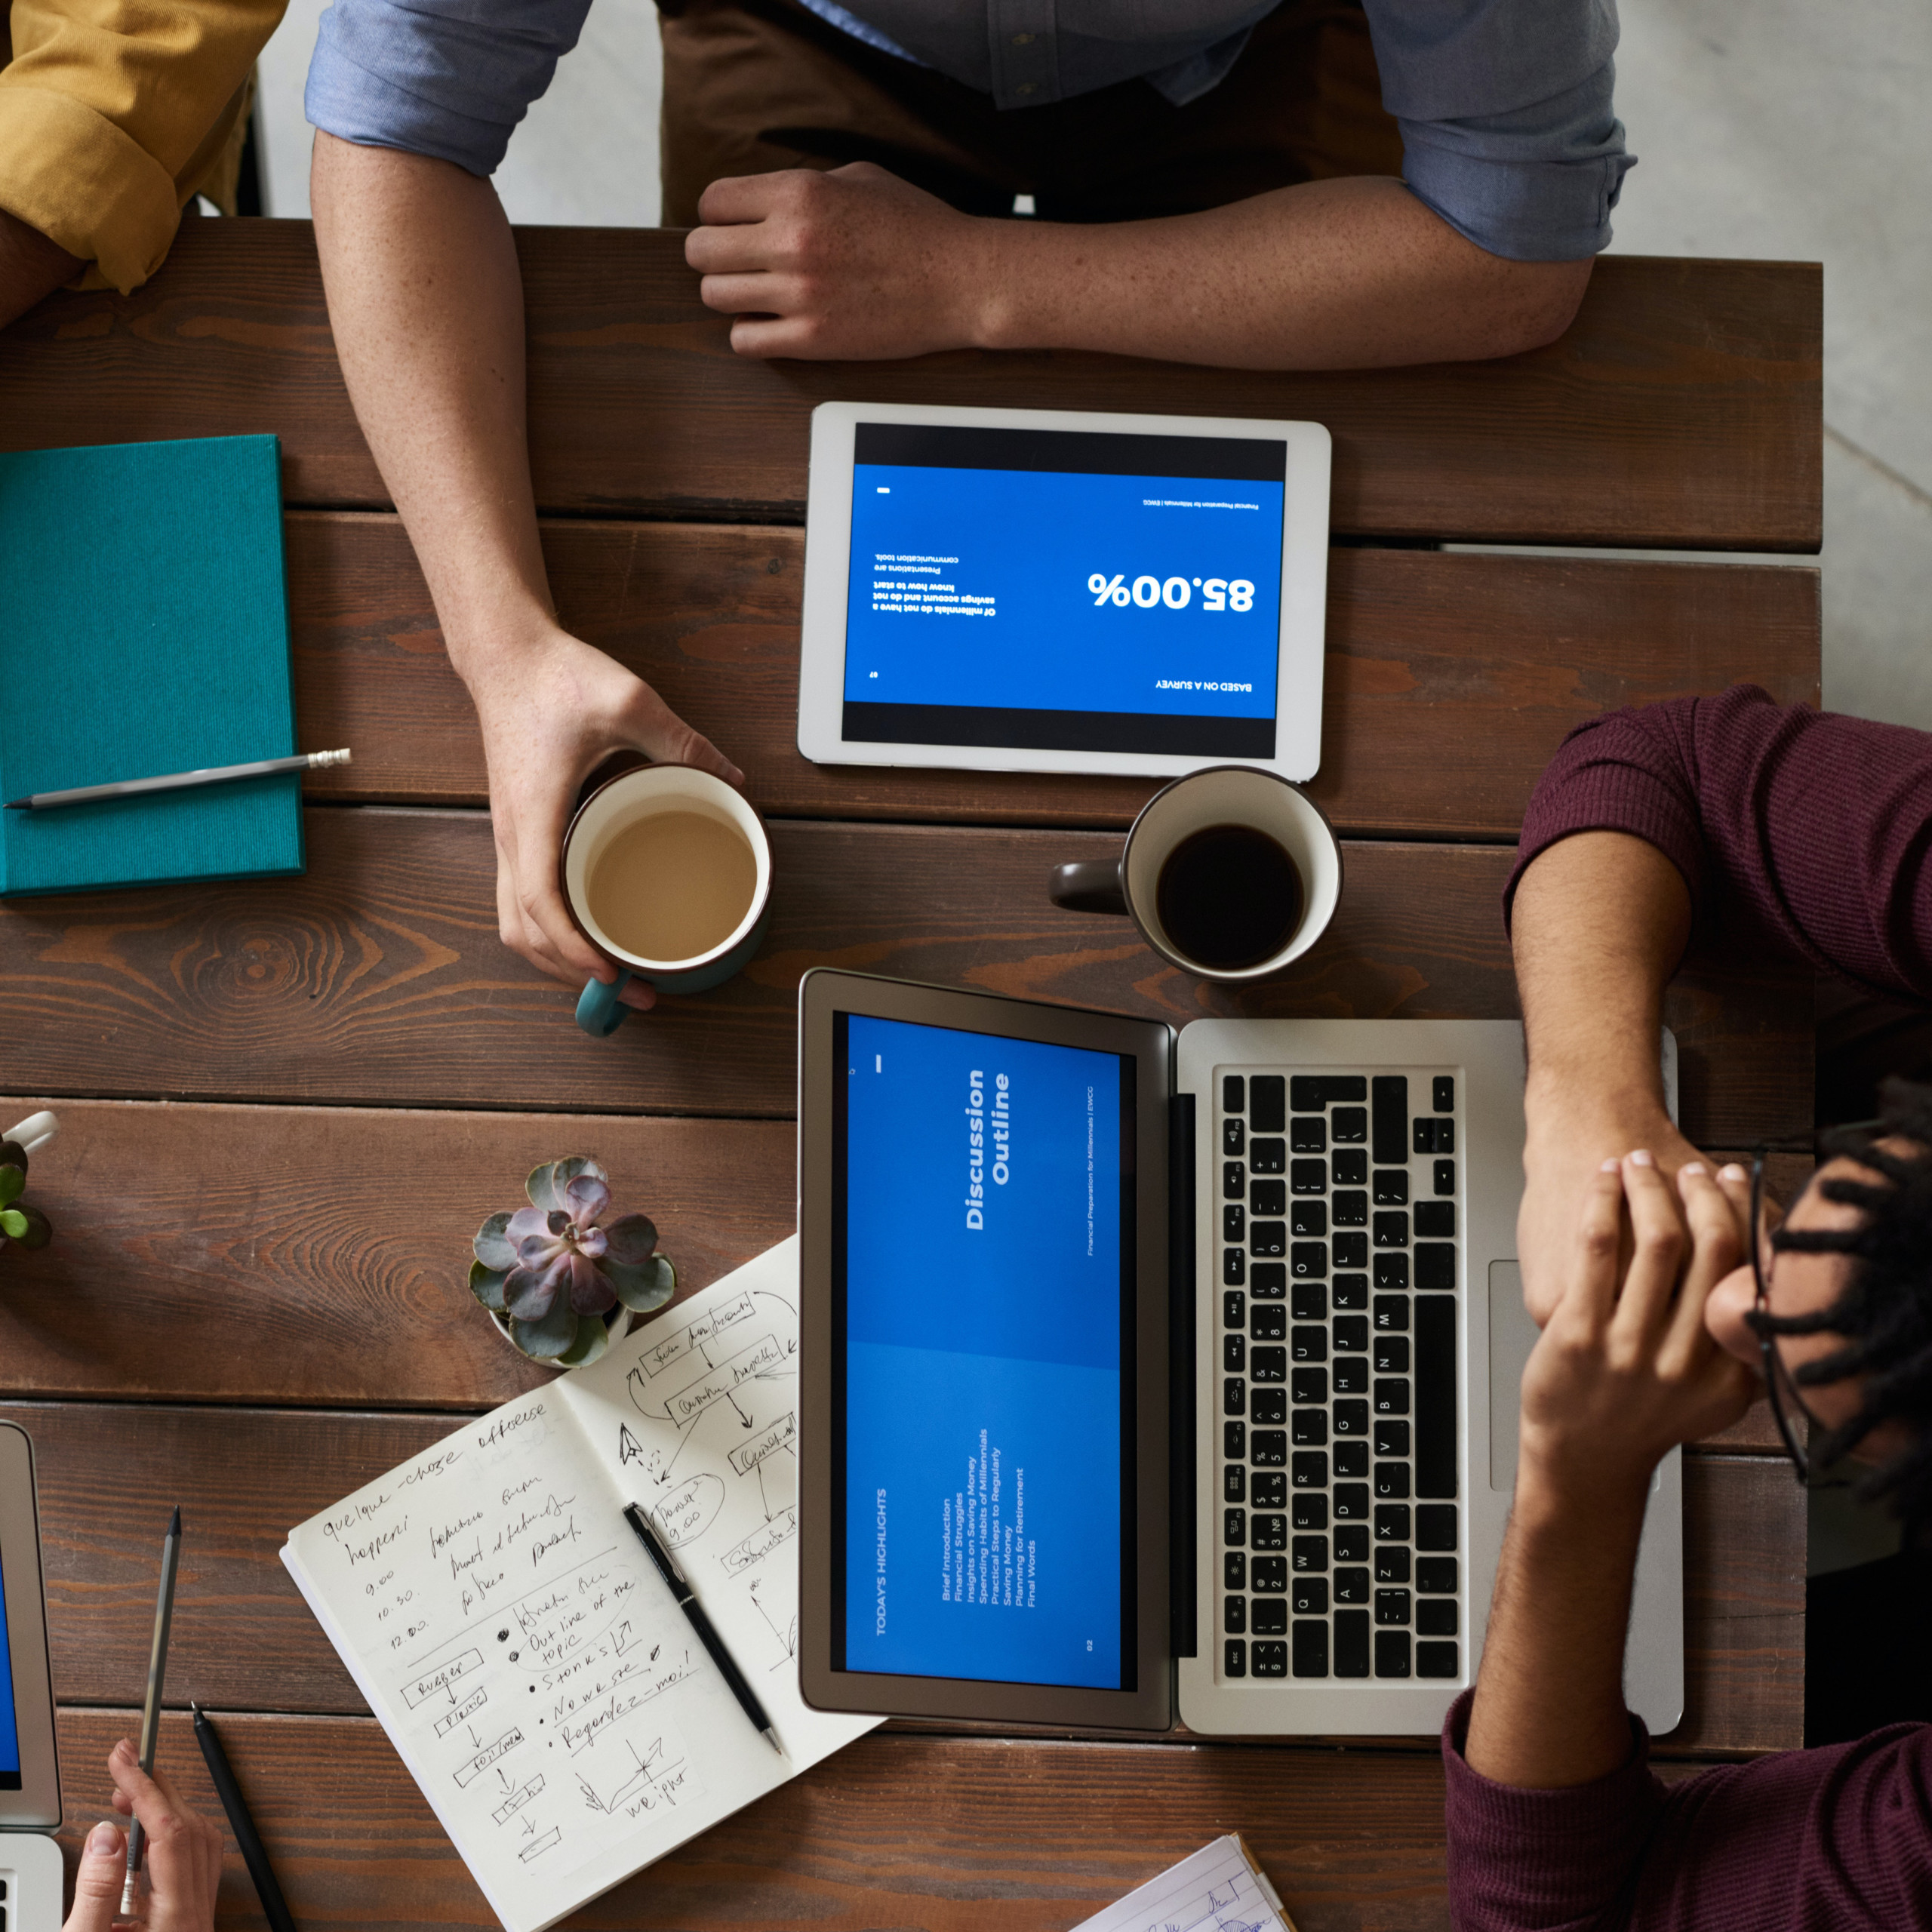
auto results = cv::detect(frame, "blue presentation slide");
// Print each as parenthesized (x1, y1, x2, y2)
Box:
(0, 1546, 20, 1781)
(844, 464, 1284, 719)
(842, 1014, 1128, 1689)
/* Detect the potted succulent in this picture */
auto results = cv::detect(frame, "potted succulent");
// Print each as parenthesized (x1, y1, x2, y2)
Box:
(470, 1158, 675, 1369)
(0, 1112, 57, 1257)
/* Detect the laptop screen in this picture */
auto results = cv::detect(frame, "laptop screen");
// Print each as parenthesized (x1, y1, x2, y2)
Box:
(829, 1011, 1137, 1690)
(838, 422, 1285, 760)
(0, 1542, 20, 1787)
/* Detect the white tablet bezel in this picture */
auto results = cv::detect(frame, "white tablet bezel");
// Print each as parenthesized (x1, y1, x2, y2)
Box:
(0, 1423, 61, 1827)
(798, 401, 1331, 782)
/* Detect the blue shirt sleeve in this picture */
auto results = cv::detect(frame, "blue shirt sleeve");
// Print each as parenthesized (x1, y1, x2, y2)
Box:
(304, 0, 594, 177)
(1364, 0, 1635, 261)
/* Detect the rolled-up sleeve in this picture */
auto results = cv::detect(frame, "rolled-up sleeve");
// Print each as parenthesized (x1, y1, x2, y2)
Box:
(1365, 0, 1633, 261)
(305, 0, 592, 177)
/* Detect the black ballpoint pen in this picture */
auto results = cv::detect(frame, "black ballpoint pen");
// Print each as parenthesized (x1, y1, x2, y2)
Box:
(194, 1703, 298, 1932)
(623, 1503, 784, 1756)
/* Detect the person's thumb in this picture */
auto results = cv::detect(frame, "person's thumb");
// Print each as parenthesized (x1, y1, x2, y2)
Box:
(620, 687, 745, 791)
(63, 1820, 125, 1932)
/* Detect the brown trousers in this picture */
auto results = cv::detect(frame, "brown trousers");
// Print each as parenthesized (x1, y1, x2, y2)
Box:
(656, 0, 1401, 227)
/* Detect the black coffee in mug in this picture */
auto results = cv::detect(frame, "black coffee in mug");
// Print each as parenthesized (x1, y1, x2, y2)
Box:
(1155, 823, 1304, 971)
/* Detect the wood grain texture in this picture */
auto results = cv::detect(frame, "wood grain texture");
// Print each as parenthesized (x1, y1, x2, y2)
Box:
(0, 223, 1820, 549)
(0, 813, 1811, 1134)
(287, 512, 1822, 835)
(11, 1401, 1796, 1754)
(51, 1708, 1457, 1931)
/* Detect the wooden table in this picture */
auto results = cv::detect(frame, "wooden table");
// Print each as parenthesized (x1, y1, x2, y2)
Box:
(0, 223, 1820, 1929)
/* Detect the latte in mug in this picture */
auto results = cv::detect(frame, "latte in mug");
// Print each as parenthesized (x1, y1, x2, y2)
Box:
(586, 810, 759, 964)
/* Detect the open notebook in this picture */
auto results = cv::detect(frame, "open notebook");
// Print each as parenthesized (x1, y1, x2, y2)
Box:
(1074, 1835, 1294, 1932)
(284, 1239, 877, 1932)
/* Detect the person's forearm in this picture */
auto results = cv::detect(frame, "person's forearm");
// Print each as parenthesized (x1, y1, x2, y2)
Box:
(0, 205, 83, 330)
(974, 177, 1592, 371)
(309, 133, 552, 685)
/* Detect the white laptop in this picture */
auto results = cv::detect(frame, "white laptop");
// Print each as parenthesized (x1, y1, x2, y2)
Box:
(795, 974, 1681, 1736)
(0, 1422, 63, 1930)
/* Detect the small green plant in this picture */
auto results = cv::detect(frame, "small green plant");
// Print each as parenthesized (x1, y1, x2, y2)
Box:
(0, 1137, 50, 1254)
(470, 1158, 673, 1367)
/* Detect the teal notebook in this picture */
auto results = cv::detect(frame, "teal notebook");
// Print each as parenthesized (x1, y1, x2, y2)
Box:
(0, 434, 303, 896)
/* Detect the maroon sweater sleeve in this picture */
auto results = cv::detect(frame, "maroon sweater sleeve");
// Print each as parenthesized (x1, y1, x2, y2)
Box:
(1441, 1690, 1932, 1930)
(1503, 686, 1932, 998)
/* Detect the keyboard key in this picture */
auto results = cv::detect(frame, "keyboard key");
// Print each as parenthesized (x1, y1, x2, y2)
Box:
(1291, 1621, 1328, 1678)
(1331, 1106, 1367, 1144)
(1371, 1076, 1407, 1163)
(1252, 1556, 1288, 1592)
(1334, 1232, 1369, 1268)
(1290, 1118, 1327, 1154)
(1223, 1335, 1246, 1374)
(1253, 1471, 1286, 1509)
(1224, 1377, 1245, 1416)
(1334, 1315, 1368, 1352)
(1331, 1148, 1367, 1186)
(1434, 1158, 1456, 1195)
(1291, 1410, 1327, 1446)
(1254, 1512, 1287, 1549)
(1374, 1378, 1411, 1416)
(1223, 1248, 1247, 1287)
(1416, 1201, 1455, 1238)
(1417, 1505, 1459, 1552)
(1249, 1076, 1286, 1132)
(1417, 1557, 1458, 1595)
(1375, 1546, 1411, 1583)
(1224, 1420, 1247, 1459)
(1224, 1551, 1247, 1589)
(1413, 1118, 1454, 1155)
(1373, 1294, 1409, 1332)
(1416, 1244, 1457, 1291)
(1372, 1169, 1410, 1205)
(1291, 1367, 1327, 1405)
(1375, 1424, 1412, 1462)
(1292, 1576, 1330, 1616)
(1254, 1223, 1289, 1260)
(1334, 1440, 1368, 1479)
(1332, 1274, 1369, 1310)
(1252, 1178, 1288, 1217)
(1291, 1280, 1327, 1321)
(1223, 1117, 1246, 1155)
(1290, 1075, 1364, 1110)
(1432, 1075, 1454, 1112)
(1225, 1637, 1247, 1676)
(1224, 1507, 1246, 1546)
(1291, 1451, 1328, 1489)
(1251, 1429, 1286, 1466)
(1251, 1346, 1287, 1383)
(1375, 1589, 1412, 1626)
(1290, 1494, 1326, 1531)
(1289, 1537, 1327, 1574)
(1225, 1595, 1247, 1634)
(1333, 1358, 1369, 1395)
(1223, 1204, 1246, 1242)
(1223, 1464, 1246, 1503)
(1332, 1483, 1370, 1521)
(1223, 1290, 1245, 1328)
(1335, 1566, 1370, 1605)
(1291, 1325, 1327, 1362)
(1251, 1262, 1286, 1297)
(1254, 1640, 1289, 1678)
(1332, 1189, 1367, 1227)
(1373, 1211, 1410, 1248)
(1374, 1461, 1411, 1499)
(1250, 1137, 1285, 1175)
(1335, 1527, 1371, 1567)
(1374, 1504, 1411, 1542)
(1251, 1388, 1287, 1424)
(1417, 1599, 1458, 1636)
(1374, 1334, 1411, 1374)
(1374, 1254, 1410, 1289)
(1332, 1399, 1368, 1437)
(1223, 1160, 1246, 1199)
(1417, 1641, 1460, 1679)
(1290, 1199, 1326, 1237)
(1287, 1241, 1324, 1276)
(1416, 1295, 1457, 1498)
(1289, 1158, 1326, 1195)
(1251, 1305, 1286, 1342)
(1335, 1608, 1371, 1676)
(1252, 1598, 1287, 1636)
(1375, 1631, 1413, 1678)
(1223, 1075, 1245, 1114)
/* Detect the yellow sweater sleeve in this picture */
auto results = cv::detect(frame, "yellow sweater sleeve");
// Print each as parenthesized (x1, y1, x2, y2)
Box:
(0, 0, 288, 293)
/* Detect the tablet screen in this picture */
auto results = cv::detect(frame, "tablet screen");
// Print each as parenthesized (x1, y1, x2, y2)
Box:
(0, 1544, 20, 1789)
(829, 1011, 1137, 1690)
(840, 423, 1285, 759)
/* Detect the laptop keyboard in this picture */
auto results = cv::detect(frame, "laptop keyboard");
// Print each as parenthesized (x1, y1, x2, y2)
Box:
(1216, 1069, 1462, 1685)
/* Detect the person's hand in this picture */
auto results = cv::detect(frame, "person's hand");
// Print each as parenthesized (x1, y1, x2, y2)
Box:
(464, 627, 743, 1011)
(63, 1740, 223, 1930)
(1518, 1152, 1758, 1503)
(686, 163, 1000, 360)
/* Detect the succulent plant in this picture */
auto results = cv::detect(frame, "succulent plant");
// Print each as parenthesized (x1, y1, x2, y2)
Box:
(470, 1158, 674, 1367)
(0, 1139, 51, 1255)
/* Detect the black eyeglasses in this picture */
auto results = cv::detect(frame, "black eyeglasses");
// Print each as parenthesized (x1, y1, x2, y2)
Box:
(1749, 1121, 1881, 1489)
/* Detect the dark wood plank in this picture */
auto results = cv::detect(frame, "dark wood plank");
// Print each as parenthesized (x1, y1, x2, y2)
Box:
(0, 223, 1821, 549)
(51, 1709, 1457, 1930)
(0, 813, 1812, 1136)
(12, 1401, 1797, 1753)
(289, 512, 1821, 836)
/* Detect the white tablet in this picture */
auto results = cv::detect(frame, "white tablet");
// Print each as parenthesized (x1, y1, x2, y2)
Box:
(0, 1423, 60, 1829)
(797, 402, 1331, 781)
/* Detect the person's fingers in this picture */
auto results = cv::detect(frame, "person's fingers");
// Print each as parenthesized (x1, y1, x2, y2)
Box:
(62, 1817, 126, 1932)
(1554, 1160, 1626, 1336)
(684, 224, 784, 275)
(619, 688, 746, 789)
(1607, 1150, 1687, 1346)
(694, 171, 792, 226)
(109, 1751, 220, 1922)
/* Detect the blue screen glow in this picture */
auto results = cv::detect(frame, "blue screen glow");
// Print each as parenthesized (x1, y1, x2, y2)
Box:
(0, 1542, 20, 1783)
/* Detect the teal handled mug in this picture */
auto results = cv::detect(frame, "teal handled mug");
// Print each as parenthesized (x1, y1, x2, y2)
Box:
(561, 764, 774, 1036)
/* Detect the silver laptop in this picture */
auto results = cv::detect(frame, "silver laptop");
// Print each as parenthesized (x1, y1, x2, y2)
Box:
(0, 1423, 63, 1932)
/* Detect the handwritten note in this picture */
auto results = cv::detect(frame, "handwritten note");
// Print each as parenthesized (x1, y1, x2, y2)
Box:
(1070, 1835, 1294, 1932)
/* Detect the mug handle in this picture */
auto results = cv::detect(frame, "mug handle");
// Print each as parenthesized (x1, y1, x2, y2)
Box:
(1048, 860, 1128, 916)
(576, 971, 634, 1037)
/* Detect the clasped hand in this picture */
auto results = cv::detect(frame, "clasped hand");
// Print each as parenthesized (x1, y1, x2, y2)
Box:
(62, 1740, 223, 1930)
